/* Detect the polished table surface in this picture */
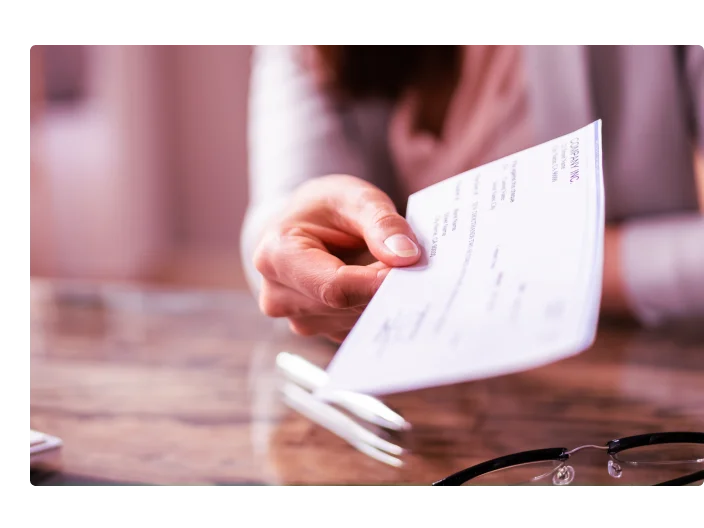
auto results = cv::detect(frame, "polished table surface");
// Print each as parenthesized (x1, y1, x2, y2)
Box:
(30, 279, 704, 485)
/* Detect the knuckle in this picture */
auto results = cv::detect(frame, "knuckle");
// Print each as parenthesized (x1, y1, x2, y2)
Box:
(257, 289, 288, 318)
(356, 187, 383, 211)
(278, 224, 308, 240)
(371, 209, 401, 230)
(319, 280, 350, 309)
(288, 320, 317, 337)
(356, 187, 398, 229)
(252, 241, 276, 278)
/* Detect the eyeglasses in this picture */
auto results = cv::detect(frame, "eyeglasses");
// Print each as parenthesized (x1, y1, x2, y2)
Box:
(433, 432, 704, 486)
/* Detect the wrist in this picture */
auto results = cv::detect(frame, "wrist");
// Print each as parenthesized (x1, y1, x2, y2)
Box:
(601, 225, 632, 317)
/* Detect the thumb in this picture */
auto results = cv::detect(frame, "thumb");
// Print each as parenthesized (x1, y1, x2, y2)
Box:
(342, 186, 421, 267)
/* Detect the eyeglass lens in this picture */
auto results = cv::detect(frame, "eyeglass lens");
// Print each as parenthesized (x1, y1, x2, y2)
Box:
(460, 460, 565, 485)
(610, 442, 704, 485)
(614, 442, 704, 464)
(463, 442, 704, 485)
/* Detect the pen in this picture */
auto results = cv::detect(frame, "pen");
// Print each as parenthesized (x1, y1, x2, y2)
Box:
(280, 381, 404, 467)
(276, 351, 411, 432)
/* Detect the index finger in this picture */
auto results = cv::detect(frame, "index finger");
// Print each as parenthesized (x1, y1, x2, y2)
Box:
(274, 234, 386, 309)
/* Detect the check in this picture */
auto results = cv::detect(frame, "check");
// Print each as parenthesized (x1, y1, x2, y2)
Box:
(324, 120, 605, 396)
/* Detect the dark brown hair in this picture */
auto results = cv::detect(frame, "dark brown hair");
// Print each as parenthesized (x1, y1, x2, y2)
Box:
(314, 46, 461, 136)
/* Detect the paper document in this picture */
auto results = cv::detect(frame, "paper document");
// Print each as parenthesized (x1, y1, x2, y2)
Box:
(324, 120, 605, 396)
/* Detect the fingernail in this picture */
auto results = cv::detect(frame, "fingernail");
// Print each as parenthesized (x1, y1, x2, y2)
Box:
(384, 234, 419, 258)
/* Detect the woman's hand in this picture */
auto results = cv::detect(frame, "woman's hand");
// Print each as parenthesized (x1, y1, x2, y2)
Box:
(253, 174, 421, 343)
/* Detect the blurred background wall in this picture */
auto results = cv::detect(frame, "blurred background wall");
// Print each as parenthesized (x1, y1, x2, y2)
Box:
(29, 46, 704, 291)
(30, 45, 251, 289)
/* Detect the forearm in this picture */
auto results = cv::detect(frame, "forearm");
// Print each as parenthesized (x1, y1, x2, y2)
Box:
(602, 213, 704, 326)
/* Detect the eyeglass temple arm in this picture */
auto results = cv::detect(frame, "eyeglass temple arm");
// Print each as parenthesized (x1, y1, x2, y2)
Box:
(655, 469, 704, 486)
(608, 432, 704, 454)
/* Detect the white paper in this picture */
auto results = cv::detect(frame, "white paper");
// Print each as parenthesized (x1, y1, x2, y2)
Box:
(324, 120, 605, 396)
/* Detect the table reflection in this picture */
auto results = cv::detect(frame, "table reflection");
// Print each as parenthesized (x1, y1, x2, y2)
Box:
(30, 280, 704, 485)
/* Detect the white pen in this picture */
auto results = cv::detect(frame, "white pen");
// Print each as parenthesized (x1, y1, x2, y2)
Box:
(280, 381, 404, 467)
(276, 351, 411, 432)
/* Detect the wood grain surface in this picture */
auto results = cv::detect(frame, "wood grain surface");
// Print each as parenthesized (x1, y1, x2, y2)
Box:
(30, 280, 704, 485)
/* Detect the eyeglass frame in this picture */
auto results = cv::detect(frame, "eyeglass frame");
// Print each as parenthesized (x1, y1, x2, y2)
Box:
(432, 432, 704, 486)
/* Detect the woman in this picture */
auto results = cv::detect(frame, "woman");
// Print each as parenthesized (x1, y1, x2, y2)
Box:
(242, 45, 704, 343)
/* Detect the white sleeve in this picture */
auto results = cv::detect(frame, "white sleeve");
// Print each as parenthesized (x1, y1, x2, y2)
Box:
(240, 46, 367, 294)
(621, 213, 704, 326)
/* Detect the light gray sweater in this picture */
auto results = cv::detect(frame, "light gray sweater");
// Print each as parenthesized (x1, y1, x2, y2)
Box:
(242, 45, 704, 327)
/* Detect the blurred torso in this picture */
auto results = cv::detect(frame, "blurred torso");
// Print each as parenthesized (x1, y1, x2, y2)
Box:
(345, 46, 701, 221)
